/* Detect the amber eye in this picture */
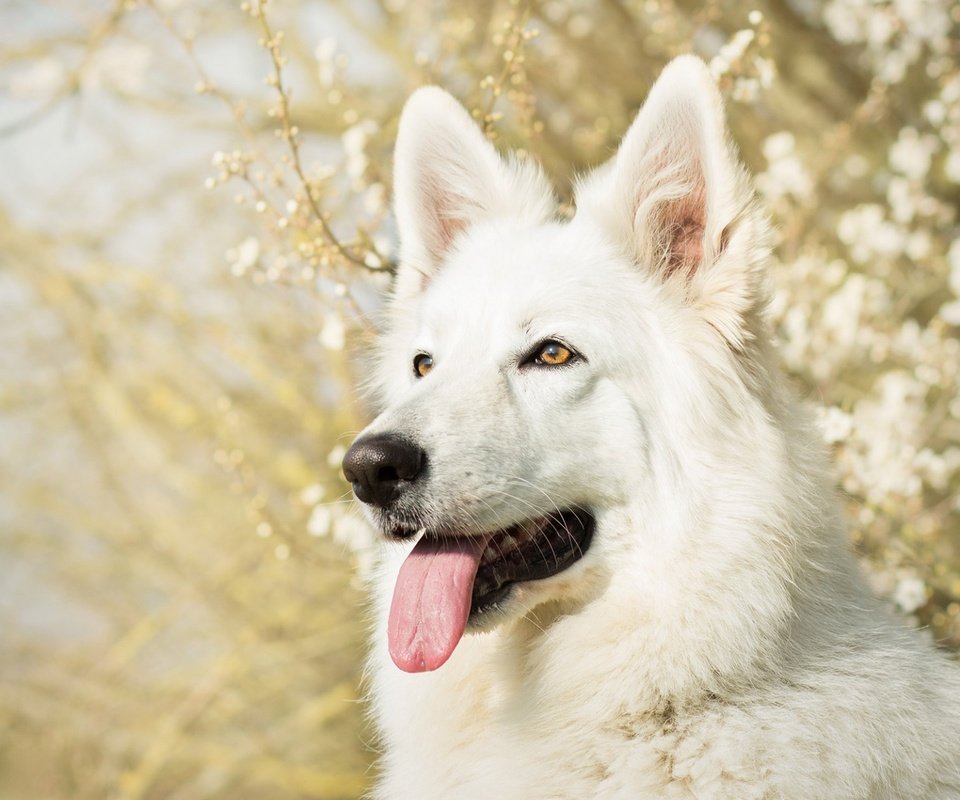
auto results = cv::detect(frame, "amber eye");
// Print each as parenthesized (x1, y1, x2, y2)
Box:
(413, 353, 434, 377)
(535, 341, 574, 367)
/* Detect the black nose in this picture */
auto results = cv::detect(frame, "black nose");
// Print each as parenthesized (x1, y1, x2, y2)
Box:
(341, 434, 425, 507)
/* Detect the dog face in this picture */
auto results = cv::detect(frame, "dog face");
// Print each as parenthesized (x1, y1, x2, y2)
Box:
(359, 223, 651, 530)
(344, 57, 774, 673)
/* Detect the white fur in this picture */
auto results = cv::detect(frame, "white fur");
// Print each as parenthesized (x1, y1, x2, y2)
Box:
(356, 56, 960, 799)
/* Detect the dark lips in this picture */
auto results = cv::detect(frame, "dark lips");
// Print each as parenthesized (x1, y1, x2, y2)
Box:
(469, 508, 594, 617)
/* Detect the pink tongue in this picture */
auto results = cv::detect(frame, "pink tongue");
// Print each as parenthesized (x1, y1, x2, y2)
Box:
(388, 535, 489, 673)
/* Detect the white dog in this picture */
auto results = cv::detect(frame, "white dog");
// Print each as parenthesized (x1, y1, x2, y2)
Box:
(342, 56, 960, 799)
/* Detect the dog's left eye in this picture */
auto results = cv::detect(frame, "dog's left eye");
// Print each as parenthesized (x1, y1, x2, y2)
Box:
(530, 340, 576, 367)
(413, 353, 434, 378)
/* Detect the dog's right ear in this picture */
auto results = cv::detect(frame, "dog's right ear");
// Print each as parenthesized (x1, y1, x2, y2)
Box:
(392, 87, 553, 300)
(576, 57, 770, 350)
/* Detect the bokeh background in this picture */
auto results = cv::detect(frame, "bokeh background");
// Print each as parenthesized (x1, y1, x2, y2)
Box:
(1, 0, 958, 797)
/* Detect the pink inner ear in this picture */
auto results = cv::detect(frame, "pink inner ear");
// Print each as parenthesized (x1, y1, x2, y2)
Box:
(661, 184, 706, 276)
(420, 174, 469, 262)
(632, 138, 708, 279)
(420, 175, 463, 257)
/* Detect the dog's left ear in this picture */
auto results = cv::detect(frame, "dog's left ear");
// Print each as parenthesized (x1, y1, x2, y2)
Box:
(392, 87, 554, 301)
(577, 56, 769, 348)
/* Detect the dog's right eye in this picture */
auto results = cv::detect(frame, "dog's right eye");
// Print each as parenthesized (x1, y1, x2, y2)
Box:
(413, 353, 434, 378)
(535, 341, 574, 367)
(521, 339, 580, 369)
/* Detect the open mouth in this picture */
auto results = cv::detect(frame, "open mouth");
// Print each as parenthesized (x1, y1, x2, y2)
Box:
(471, 508, 594, 616)
(386, 508, 594, 674)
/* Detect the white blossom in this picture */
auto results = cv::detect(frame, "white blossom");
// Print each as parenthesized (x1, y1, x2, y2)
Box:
(816, 405, 854, 445)
(915, 448, 960, 491)
(85, 42, 152, 94)
(888, 127, 938, 180)
(940, 301, 960, 325)
(836, 205, 905, 264)
(299, 483, 324, 506)
(327, 444, 347, 469)
(709, 29, 754, 78)
(342, 120, 377, 156)
(341, 120, 378, 181)
(732, 77, 760, 103)
(9, 58, 64, 98)
(307, 505, 332, 537)
(319, 313, 345, 351)
(945, 150, 960, 184)
(948, 239, 960, 297)
(226, 237, 260, 276)
(893, 576, 927, 613)
(756, 132, 812, 201)
(314, 37, 339, 87)
(363, 183, 387, 216)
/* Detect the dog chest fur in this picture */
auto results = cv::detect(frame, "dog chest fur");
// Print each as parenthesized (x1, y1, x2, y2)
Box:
(369, 541, 960, 799)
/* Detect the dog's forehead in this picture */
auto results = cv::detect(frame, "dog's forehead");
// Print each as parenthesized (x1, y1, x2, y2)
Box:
(421, 221, 634, 326)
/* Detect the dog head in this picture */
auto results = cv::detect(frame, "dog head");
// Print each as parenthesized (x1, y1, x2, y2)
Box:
(344, 56, 783, 674)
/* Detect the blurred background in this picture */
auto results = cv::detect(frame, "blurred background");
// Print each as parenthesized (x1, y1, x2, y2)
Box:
(1, 0, 958, 797)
